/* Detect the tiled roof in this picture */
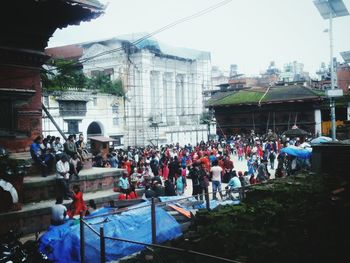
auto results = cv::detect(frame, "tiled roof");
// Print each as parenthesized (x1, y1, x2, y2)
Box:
(55, 92, 90, 101)
(45, 45, 83, 60)
(206, 85, 325, 107)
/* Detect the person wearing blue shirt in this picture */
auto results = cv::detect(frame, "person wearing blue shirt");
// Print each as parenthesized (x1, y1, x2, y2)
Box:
(226, 173, 242, 200)
(118, 172, 130, 195)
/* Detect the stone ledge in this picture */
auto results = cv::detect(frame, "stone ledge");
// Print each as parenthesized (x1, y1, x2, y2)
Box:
(22, 168, 125, 203)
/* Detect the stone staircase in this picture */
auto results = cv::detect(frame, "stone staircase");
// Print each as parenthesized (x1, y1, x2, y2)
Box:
(0, 161, 134, 235)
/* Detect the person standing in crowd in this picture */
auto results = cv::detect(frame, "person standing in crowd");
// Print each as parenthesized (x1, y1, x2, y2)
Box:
(175, 173, 186, 196)
(210, 160, 223, 200)
(118, 171, 131, 197)
(108, 152, 119, 168)
(188, 163, 201, 199)
(198, 161, 209, 201)
(269, 150, 276, 170)
(56, 154, 71, 200)
(257, 159, 269, 182)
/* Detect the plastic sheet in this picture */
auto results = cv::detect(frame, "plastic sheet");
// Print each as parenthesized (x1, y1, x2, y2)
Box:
(39, 205, 182, 262)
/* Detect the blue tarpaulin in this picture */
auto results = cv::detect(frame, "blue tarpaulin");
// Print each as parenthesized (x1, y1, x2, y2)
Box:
(39, 205, 182, 263)
(280, 146, 312, 159)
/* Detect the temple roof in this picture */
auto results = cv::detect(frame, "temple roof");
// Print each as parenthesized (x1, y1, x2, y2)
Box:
(0, 0, 104, 50)
(206, 85, 325, 107)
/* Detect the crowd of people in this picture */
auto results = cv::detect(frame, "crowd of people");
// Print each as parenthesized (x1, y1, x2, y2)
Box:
(37, 129, 312, 226)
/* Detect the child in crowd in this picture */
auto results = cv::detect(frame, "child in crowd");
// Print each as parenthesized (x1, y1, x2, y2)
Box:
(67, 184, 87, 218)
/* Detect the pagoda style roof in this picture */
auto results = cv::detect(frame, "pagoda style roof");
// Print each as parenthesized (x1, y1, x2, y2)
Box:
(206, 85, 325, 107)
(0, 0, 104, 51)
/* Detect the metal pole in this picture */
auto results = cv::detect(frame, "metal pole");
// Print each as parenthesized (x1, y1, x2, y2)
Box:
(205, 188, 210, 211)
(100, 226, 106, 263)
(151, 197, 157, 244)
(80, 212, 85, 263)
(329, 11, 337, 141)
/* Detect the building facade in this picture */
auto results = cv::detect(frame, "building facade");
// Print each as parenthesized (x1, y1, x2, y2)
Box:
(47, 35, 211, 146)
(42, 90, 124, 148)
(206, 85, 350, 138)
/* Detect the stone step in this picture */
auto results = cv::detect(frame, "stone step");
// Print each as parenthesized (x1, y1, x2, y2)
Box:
(22, 167, 124, 204)
(8, 152, 93, 176)
(0, 188, 145, 236)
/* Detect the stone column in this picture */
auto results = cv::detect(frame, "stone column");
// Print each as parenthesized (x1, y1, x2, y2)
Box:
(157, 71, 163, 118)
(183, 74, 188, 116)
(314, 109, 322, 136)
(168, 73, 176, 125)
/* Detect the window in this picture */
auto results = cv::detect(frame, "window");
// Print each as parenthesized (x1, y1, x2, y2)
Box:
(113, 117, 119, 126)
(110, 135, 122, 147)
(90, 68, 114, 80)
(93, 98, 97, 106)
(67, 120, 79, 134)
(59, 101, 87, 116)
(0, 100, 14, 131)
(112, 105, 119, 114)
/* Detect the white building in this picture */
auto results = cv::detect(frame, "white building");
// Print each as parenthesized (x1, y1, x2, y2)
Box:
(42, 90, 124, 147)
(45, 34, 211, 146)
(279, 61, 310, 83)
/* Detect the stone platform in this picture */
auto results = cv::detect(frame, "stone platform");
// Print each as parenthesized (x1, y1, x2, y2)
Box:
(0, 167, 143, 235)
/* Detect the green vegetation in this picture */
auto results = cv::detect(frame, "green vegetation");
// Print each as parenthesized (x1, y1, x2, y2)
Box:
(208, 90, 263, 106)
(42, 59, 124, 96)
(121, 175, 350, 263)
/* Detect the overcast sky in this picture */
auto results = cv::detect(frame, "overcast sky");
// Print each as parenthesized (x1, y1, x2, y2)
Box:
(48, 0, 350, 77)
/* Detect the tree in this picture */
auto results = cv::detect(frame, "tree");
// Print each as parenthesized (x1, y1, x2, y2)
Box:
(87, 74, 124, 96)
(41, 59, 87, 91)
(41, 59, 124, 96)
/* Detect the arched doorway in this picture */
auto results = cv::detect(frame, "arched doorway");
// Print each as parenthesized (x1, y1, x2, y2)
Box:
(87, 122, 102, 137)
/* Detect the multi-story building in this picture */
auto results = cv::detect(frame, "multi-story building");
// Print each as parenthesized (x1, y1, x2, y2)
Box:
(45, 34, 211, 146)
(279, 61, 310, 83)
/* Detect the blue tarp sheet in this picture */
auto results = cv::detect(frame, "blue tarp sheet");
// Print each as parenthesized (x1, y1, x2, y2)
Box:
(280, 146, 312, 160)
(39, 205, 182, 263)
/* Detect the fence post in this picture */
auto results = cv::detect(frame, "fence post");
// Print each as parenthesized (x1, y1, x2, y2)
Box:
(205, 188, 210, 211)
(151, 197, 157, 244)
(80, 211, 85, 263)
(100, 226, 106, 263)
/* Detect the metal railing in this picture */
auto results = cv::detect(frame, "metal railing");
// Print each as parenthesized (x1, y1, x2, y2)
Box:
(78, 186, 248, 263)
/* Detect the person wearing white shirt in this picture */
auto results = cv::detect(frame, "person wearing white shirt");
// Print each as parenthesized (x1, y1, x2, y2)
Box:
(210, 160, 223, 200)
(51, 196, 67, 225)
(56, 154, 71, 200)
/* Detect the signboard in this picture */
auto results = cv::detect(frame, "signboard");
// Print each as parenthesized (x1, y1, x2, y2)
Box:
(326, 89, 343, 97)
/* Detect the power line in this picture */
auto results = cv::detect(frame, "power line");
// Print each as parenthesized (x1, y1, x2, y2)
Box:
(77, 0, 233, 64)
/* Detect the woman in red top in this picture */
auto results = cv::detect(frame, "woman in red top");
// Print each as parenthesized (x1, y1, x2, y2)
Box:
(67, 184, 87, 218)
(122, 157, 132, 175)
